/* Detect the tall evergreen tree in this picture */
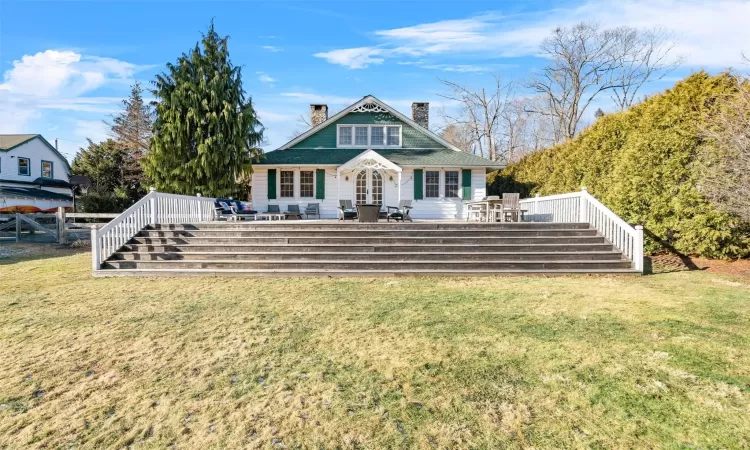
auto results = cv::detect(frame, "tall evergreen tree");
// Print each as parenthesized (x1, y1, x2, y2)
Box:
(107, 81, 153, 193)
(144, 22, 264, 197)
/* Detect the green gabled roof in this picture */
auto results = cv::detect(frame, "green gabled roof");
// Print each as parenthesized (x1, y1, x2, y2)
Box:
(256, 147, 503, 168)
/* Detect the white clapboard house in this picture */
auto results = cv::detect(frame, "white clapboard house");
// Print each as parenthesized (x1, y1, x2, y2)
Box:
(0, 134, 73, 213)
(252, 96, 504, 219)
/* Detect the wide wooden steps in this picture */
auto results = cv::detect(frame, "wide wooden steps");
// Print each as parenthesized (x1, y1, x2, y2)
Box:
(95, 222, 640, 277)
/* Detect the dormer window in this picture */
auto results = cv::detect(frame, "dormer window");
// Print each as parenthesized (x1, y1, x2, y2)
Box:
(337, 124, 402, 148)
(338, 126, 352, 146)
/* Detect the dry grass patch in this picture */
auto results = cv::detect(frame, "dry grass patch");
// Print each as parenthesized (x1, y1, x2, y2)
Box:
(0, 250, 749, 448)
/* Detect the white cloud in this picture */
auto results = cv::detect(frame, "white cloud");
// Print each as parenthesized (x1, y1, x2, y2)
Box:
(313, 47, 386, 69)
(74, 120, 110, 143)
(0, 49, 147, 133)
(261, 45, 283, 52)
(256, 110, 297, 123)
(256, 72, 277, 84)
(0, 50, 137, 97)
(315, 0, 750, 69)
(280, 92, 360, 105)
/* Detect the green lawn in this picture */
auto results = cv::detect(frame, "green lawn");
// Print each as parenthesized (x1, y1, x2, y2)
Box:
(1, 249, 749, 449)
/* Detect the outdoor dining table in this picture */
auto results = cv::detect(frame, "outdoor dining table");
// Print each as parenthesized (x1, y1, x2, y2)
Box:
(465, 200, 528, 222)
(356, 204, 382, 222)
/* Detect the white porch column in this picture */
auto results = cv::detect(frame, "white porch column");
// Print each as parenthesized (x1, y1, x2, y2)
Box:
(397, 171, 402, 204)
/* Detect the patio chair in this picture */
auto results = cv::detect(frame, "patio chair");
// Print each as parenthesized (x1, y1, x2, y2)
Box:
(285, 204, 304, 220)
(231, 200, 258, 219)
(496, 193, 521, 222)
(214, 200, 234, 220)
(338, 200, 358, 221)
(466, 197, 487, 222)
(386, 200, 413, 222)
(305, 203, 320, 219)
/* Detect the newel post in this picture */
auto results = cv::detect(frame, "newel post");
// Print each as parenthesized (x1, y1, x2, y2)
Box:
(57, 207, 67, 244)
(149, 187, 157, 224)
(91, 225, 101, 270)
(579, 187, 589, 224)
(634, 225, 644, 273)
(196, 193, 203, 222)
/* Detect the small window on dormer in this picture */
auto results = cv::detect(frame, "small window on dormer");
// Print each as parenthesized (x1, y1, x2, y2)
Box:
(339, 126, 352, 146)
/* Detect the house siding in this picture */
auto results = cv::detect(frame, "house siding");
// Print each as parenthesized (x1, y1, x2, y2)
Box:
(291, 112, 448, 150)
(251, 166, 486, 220)
(0, 138, 70, 183)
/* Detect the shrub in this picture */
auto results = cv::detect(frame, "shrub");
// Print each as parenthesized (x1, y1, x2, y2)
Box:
(488, 72, 750, 259)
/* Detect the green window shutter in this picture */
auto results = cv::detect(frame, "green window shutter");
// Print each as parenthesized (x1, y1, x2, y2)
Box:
(414, 169, 423, 200)
(315, 169, 325, 199)
(267, 169, 277, 200)
(462, 169, 472, 200)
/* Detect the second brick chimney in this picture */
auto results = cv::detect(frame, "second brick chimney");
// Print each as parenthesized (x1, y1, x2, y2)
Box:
(411, 102, 429, 128)
(310, 104, 328, 127)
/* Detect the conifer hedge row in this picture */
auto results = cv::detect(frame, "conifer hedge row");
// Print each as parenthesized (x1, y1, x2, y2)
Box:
(488, 72, 750, 259)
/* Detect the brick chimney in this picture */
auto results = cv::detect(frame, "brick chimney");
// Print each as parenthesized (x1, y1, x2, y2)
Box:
(411, 102, 429, 128)
(310, 104, 328, 127)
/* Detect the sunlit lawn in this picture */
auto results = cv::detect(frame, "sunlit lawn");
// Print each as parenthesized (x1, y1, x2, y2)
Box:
(1, 249, 748, 449)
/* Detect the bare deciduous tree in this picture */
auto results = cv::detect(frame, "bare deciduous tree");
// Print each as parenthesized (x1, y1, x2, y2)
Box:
(439, 76, 515, 161)
(700, 72, 750, 222)
(608, 27, 682, 111)
(528, 22, 680, 142)
(439, 122, 475, 154)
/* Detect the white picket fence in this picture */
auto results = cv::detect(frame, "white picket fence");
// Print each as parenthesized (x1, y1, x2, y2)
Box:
(91, 189, 216, 269)
(521, 187, 644, 272)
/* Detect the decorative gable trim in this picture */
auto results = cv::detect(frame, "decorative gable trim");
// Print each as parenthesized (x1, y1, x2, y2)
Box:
(350, 102, 389, 113)
(337, 149, 402, 173)
(278, 95, 464, 153)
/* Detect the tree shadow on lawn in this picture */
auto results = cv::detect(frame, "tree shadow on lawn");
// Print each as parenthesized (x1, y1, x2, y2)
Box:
(643, 228, 707, 275)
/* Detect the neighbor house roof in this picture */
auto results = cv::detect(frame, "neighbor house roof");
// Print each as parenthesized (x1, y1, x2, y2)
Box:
(0, 134, 72, 172)
(0, 186, 73, 201)
(256, 147, 504, 168)
(0, 134, 38, 150)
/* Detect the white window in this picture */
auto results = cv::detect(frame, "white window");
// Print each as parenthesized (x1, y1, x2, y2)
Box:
(280, 170, 294, 198)
(370, 127, 384, 146)
(355, 127, 368, 146)
(425, 171, 440, 198)
(387, 127, 400, 146)
(41, 161, 53, 178)
(18, 157, 30, 176)
(300, 170, 314, 198)
(337, 124, 401, 147)
(338, 126, 352, 146)
(445, 171, 460, 198)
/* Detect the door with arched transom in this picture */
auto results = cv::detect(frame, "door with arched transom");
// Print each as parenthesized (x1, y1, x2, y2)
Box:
(355, 169, 383, 205)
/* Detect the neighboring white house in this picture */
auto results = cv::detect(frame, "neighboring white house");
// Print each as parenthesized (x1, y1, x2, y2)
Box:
(252, 95, 504, 219)
(0, 134, 73, 213)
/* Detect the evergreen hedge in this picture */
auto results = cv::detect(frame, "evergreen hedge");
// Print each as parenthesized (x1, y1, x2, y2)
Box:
(488, 72, 750, 259)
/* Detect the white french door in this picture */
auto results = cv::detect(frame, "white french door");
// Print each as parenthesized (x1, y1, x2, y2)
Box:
(354, 169, 384, 205)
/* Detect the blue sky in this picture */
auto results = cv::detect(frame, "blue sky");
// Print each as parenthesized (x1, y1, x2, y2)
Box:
(1, 0, 748, 161)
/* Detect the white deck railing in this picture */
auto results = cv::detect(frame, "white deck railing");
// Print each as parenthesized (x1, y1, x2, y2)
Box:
(91, 189, 216, 269)
(520, 188, 644, 272)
